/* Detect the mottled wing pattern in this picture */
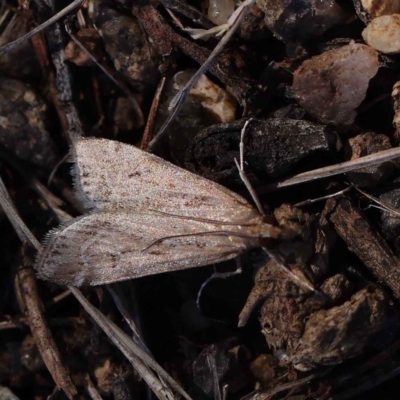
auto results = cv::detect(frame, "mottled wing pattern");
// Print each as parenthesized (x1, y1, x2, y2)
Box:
(73, 138, 262, 224)
(37, 211, 255, 286)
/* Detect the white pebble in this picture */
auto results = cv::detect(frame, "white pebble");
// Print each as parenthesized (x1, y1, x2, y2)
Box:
(361, 0, 400, 17)
(362, 14, 400, 54)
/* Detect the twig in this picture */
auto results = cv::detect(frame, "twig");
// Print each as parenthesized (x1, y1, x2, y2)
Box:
(65, 19, 144, 127)
(0, 0, 84, 55)
(33, 0, 84, 144)
(260, 146, 400, 193)
(294, 186, 353, 207)
(18, 265, 78, 399)
(141, 76, 167, 150)
(0, 179, 77, 399)
(329, 197, 400, 298)
(149, 0, 255, 148)
(70, 287, 192, 400)
(159, 0, 215, 29)
(240, 371, 321, 400)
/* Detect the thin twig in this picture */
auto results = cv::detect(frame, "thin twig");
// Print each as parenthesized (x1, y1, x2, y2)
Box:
(65, 20, 144, 127)
(33, 0, 84, 144)
(0, 0, 84, 55)
(260, 146, 400, 193)
(294, 186, 353, 207)
(141, 76, 167, 150)
(149, 0, 256, 148)
(0, 179, 77, 399)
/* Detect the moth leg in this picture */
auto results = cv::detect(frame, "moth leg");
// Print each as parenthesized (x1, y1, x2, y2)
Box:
(196, 257, 243, 310)
(234, 118, 266, 217)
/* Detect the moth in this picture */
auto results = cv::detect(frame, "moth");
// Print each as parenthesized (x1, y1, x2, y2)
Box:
(36, 137, 295, 286)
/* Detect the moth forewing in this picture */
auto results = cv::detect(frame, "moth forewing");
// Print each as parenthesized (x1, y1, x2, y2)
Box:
(36, 211, 269, 286)
(73, 138, 262, 224)
(36, 137, 288, 286)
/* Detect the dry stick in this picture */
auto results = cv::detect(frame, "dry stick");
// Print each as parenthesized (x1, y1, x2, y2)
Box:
(148, 0, 256, 148)
(260, 146, 400, 193)
(294, 186, 353, 207)
(0, 0, 84, 55)
(0, 180, 77, 399)
(241, 371, 321, 400)
(64, 20, 145, 127)
(18, 268, 78, 399)
(0, 178, 189, 400)
(107, 285, 150, 353)
(32, 0, 84, 144)
(85, 375, 104, 400)
(132, 5, 254, 102)
(29, 19, 71, 138)
(159, 0, 215, 29)
(141, 76, 167, 150)
(70, 287, 192, 400)
(329, 197, 400, 298)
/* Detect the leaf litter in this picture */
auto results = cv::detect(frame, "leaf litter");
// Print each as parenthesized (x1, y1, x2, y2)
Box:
(2, 0, 400, 399)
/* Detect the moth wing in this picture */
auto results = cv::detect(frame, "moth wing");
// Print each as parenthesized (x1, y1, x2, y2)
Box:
(73, 138, 262, 224)
(36, 211, 255, 286)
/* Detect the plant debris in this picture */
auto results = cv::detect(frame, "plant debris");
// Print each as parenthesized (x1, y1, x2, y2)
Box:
(2, 0, 400, 399)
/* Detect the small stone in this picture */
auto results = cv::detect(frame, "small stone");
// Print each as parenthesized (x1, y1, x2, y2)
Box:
(64, 28, 102, 67)
(93, 5, 160, 93)
(250, 354, 277, 386)
(155, 70, 237, 163)
(186, 118, 341, 186)
(290, 286, 395, 370)
(361, 0, 400, 17)
(362, 14, 400, 54)
(344, 132, 396, 187)
(0, 78, 57, 168)
(208, 0, 235, 25)
(190, 74, 237, 123)
(257, 0, 349, 56)
(293, 43, 379, 126)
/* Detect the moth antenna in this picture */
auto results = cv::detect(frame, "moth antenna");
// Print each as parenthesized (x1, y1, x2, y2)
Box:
(141, 230, 259, 253)
(147, 208, 260, 226)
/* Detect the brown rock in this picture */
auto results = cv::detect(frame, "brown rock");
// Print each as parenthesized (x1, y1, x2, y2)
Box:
(293, 43, 379, 126)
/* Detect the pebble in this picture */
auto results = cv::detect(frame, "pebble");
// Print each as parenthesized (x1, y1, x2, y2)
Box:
(362, 14, 400, 54)
(361, 0, 400, 17)
(293, 43, 379, 126)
